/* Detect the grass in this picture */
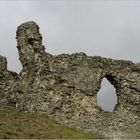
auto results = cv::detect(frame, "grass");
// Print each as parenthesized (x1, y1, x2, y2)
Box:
(0, 107, 96, 139)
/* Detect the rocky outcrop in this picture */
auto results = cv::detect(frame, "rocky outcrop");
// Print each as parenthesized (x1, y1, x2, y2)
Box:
(0, 21, 139, 138)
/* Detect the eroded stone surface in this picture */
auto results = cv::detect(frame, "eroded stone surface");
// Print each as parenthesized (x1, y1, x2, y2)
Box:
(0, 21, 139, 138)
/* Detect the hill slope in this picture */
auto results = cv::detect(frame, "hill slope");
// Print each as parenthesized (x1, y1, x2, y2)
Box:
(0, 107, 96, 139)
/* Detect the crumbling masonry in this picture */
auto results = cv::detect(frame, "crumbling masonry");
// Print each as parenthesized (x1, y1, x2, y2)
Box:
(0, 21, 139, 138)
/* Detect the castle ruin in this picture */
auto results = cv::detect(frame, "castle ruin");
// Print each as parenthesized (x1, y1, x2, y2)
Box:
(0, 21, 139, 138)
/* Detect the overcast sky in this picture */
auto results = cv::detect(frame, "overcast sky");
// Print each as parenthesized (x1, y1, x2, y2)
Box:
(0, 0, 139, 111)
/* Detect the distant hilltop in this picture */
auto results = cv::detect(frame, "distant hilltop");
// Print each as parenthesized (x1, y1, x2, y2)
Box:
(0, 21, 139, 139)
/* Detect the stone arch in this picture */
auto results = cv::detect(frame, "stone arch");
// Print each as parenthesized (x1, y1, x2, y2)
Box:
(97, 74, 120, 112)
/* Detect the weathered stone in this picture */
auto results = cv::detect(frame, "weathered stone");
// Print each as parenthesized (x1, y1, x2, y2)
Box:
(0, 55, 17, 106)
(0, 21, 139, 138)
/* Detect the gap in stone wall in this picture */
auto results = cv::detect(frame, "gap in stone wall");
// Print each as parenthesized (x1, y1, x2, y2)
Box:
(97, 78, 118, 112)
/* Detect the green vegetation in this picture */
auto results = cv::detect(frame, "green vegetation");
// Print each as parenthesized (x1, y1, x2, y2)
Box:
(0, 107, 96, 139)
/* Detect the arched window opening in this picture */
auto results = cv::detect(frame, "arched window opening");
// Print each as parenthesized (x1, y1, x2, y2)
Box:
(97, 78, 118, 112)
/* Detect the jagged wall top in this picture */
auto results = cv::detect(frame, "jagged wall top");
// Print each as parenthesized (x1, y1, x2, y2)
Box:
(16, 21, 42, 43)
(0, 55, 7, 71)
(16, 21, 47, 71)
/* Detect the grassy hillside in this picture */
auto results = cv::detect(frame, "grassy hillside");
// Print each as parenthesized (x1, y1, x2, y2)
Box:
(0, 107, 96, 139)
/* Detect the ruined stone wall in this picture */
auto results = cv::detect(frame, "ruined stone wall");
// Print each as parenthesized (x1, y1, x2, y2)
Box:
(0, 21, 139, 138)
(0, 55, 17, 106)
